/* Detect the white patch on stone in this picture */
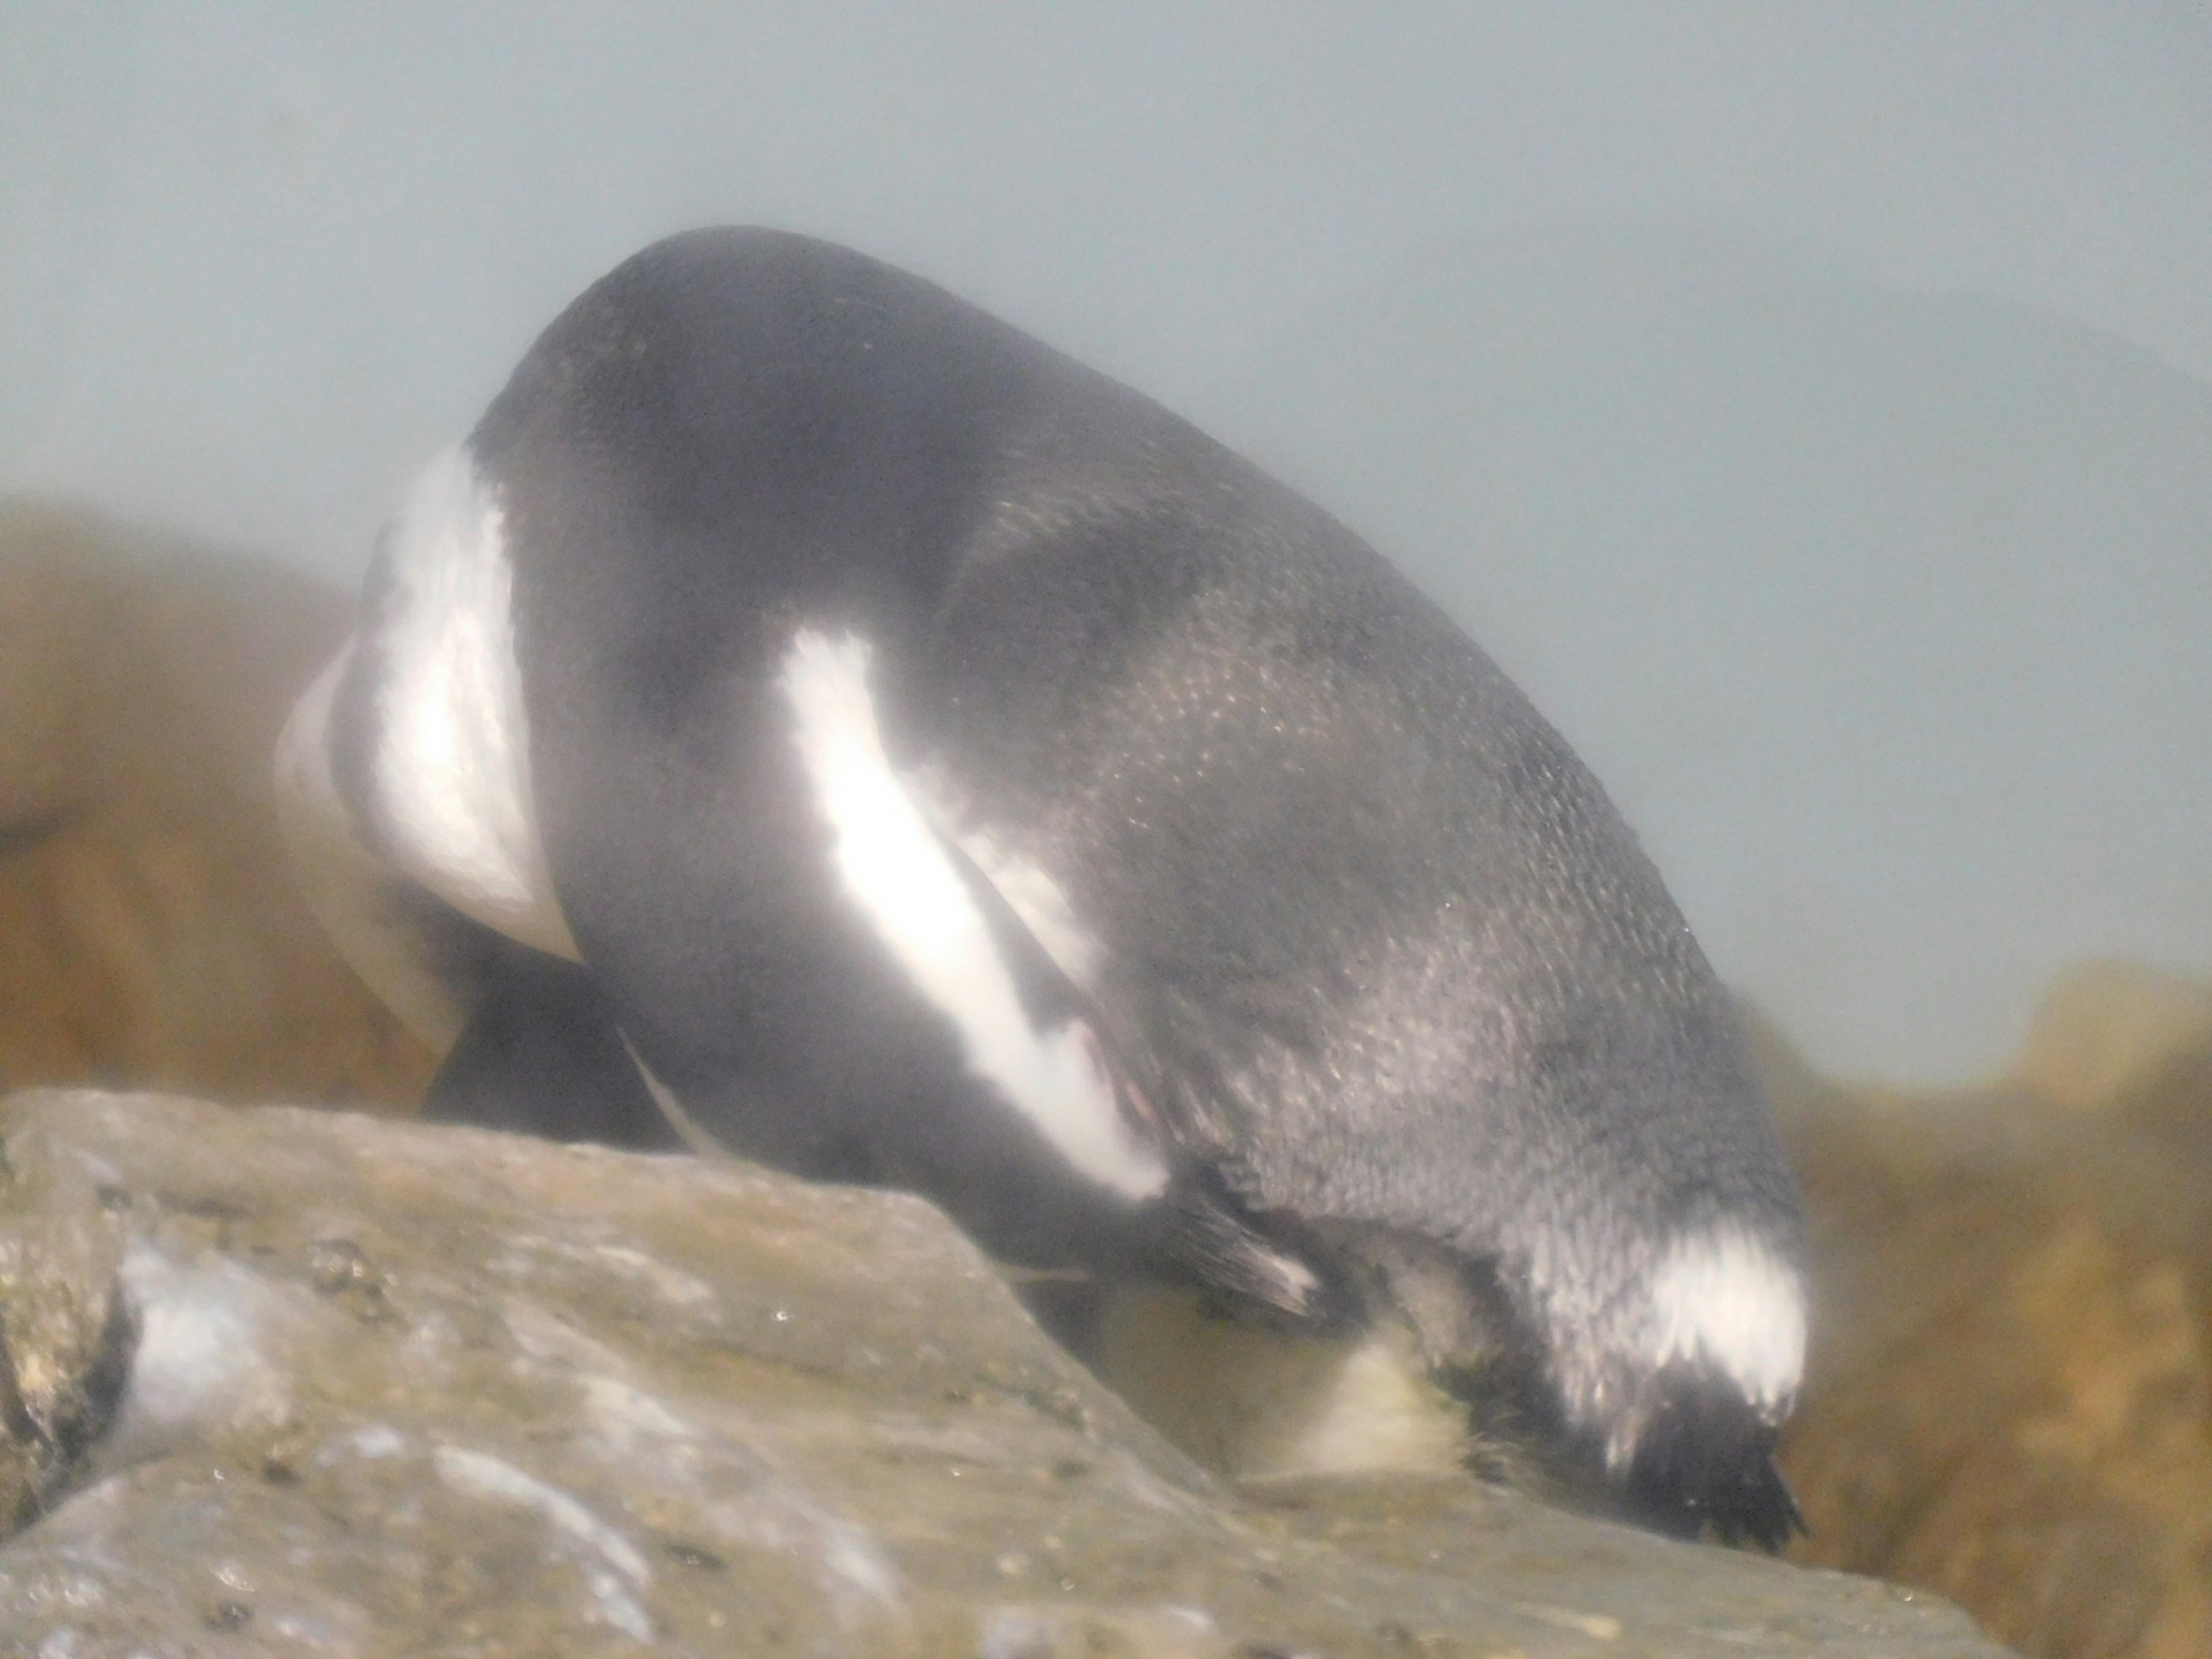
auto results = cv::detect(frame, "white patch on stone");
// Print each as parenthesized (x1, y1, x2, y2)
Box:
(1519, 1604, 1625, 1643)
(368, 445, 578, 963)
(274, 647, 466, 1054)
(581, 1376, 698, 1456)
(814, 1521, 903, 1608)
(490, 1233, 718, 1315)
(343, 1424, 408, 1461)
(116, 1247, 292, 1437)
(569, 1358, 903, 1613)
(586, 1243, 718, 1312)
(1642, 1228, 1807, 1411)
(433, 1445, 653, 1639)
(979, 1608, 1057, 1659)
(775, 629, 1166, 1201)
(982, 1603, 1227, 1658)
(499, 1297, 626, 1366)
(699, 1494, 903, 1612)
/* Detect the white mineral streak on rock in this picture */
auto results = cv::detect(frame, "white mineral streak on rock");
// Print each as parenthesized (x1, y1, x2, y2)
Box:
(498, 1297, 633, 1379)
(580, 1374, 698, 1456)
(573, 1364, 903, 1613)
(980, 1603, 1224, 1659)
(432, 1444, 654, 1642)
(490, 1288, 904, 1619)
(487, 1233, 718, 1312)
(586, 1242, 718, 1312)
(113, 1246, 296, 1441)
(340, 1424, 407, 1461)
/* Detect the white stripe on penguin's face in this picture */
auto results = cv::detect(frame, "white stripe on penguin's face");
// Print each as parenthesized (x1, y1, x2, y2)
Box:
(777, 628, 1168, 1202)
(370, 445, 579, 964)
(1641, 1226, 1806, 1417)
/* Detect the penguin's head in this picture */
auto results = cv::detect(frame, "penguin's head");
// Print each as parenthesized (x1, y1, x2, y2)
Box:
(1473, 988, 1810, 1548)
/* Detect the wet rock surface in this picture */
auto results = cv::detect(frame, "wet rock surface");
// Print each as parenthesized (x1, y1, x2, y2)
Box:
(0, 1088, 2012, 1657)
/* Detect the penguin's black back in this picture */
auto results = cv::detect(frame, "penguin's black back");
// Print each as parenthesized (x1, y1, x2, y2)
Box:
(476, 224, 1793, 1248)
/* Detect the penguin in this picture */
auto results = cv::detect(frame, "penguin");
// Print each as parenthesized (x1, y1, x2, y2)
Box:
(278, 226, 1809, 1548)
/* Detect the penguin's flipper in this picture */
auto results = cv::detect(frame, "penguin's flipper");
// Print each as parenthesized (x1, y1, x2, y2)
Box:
(922, 806, 1335, 1322)
(422, 937, 678, 1150)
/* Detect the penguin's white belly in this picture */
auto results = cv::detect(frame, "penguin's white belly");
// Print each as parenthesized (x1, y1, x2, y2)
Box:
(363, 447, 579, 965)
(273, 649, 466, 1054)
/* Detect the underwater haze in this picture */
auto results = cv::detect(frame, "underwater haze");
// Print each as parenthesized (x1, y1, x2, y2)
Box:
(3, 1, 2208, 1086)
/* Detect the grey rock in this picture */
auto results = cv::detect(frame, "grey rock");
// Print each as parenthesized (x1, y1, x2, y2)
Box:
(0, 1090, 2012, 1658)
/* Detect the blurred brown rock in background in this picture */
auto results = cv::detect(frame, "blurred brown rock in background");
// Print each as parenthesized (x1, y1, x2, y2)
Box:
(2008, 961, 2212, 1118)
(0, 499, 434, 1108)
(1766, 976, 2212, 1659)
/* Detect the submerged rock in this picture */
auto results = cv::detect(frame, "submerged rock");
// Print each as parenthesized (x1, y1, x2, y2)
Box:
(0, 1088, 2007, 1657)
